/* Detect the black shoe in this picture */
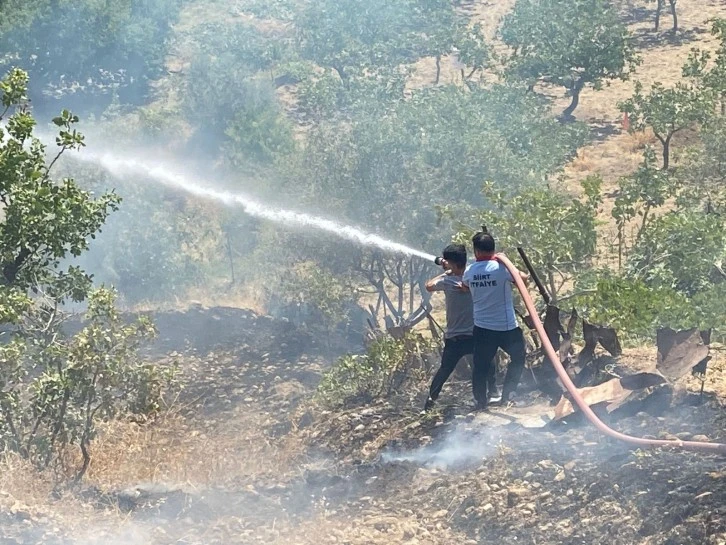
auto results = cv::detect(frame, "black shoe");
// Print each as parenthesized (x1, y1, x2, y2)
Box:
(423, 397, 435, 412)
(474, 400, 488, 412)
(501, 390, 516, 406)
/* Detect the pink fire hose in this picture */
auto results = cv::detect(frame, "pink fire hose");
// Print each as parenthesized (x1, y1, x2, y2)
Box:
(496, 252, 726, 455)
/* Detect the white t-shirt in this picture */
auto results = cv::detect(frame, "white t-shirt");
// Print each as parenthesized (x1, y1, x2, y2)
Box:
(463, 258, 518, 331)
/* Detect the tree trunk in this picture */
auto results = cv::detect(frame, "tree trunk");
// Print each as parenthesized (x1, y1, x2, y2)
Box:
(655, 0, 663, 31)
(662, 133, 672, 170)
(2, 247, 31, 285)
(669, 0, 678, 32)
(225, 232, 236, 284)
(562, 78, 585, 120)
(435, 55, 441, 85)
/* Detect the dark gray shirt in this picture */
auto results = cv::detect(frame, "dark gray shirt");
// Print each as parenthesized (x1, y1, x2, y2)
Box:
(430, 274, 474, 338)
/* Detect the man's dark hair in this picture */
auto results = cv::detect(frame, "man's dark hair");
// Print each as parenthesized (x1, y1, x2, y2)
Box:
(472, 232, 495, 253)
(442, 243, 467, 268)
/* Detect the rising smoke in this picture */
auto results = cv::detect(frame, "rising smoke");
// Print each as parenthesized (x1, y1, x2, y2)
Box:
(382, 426, 509, 469)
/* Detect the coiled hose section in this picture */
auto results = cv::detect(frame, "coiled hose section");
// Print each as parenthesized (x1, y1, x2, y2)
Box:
(497, 252, 726, 455)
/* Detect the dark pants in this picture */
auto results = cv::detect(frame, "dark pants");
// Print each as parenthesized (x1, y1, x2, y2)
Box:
(472, 326, 526, 404)
(428, 335, 474, 401)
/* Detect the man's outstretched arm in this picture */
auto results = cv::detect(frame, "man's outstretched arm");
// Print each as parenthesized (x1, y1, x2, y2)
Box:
(425, 274, 447, 293)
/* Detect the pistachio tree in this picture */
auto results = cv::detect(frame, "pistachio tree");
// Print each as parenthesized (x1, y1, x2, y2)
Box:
(618, 81, 712, 170)
(0, 69, 168, 480)
(500, 0, 639, 119)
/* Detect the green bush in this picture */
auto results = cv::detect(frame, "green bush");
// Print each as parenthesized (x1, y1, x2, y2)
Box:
(627, 211, 726, 296)
(316, 332, 438, 408)
(267, 260, 357, 332)
(0, 287, 174, 481)
(574, 273, 701, 339)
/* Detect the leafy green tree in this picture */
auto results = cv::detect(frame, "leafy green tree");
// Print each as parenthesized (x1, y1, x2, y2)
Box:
(683, 19, 726, 114)
(446, 176, 602, 302)
(574, 274, 694, 339)
(627, 210, 726, 296)
(0, 287, 169, 480)
(454, 23, 491, 82)
(182, 20, 295, 164)
(649, 0, 678, 32)
(676, 117, 726, 214)
(0, 70, 170, 480)
(295, 0, 486, 96)
(0, 69, 120, 292)
(500, 0, 639, 119)
(612, 147, 678, 267)
(618, 81, 712, 169)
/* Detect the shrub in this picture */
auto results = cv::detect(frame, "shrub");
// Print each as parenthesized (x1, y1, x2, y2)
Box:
(316, 332, 438, 408)
(0, 288, 174, 481)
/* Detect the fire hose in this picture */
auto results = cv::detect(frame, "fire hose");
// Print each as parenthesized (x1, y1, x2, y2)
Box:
(496, 252, 726, 455)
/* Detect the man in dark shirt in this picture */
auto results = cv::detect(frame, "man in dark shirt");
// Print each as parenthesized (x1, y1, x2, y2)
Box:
(423, 244, 474, 411)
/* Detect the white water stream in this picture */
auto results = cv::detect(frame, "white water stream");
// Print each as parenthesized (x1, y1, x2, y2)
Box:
(74, 149, 437, 262)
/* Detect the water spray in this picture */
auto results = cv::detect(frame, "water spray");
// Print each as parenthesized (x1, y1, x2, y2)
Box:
(71, 150, 439, 263)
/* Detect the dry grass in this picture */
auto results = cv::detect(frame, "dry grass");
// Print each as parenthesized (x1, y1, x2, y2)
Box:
(128, 283, 268, 315)
(85, 408, 306, 489)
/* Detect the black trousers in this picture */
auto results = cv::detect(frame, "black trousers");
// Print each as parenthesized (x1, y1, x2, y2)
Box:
(428, 336, 474, 401)
(472, 326, 526, 404)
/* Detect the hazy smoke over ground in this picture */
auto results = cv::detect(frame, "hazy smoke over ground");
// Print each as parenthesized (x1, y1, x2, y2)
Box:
(382, 427, 509, 469)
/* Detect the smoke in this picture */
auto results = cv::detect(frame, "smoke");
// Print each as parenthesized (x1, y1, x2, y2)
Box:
(69, 146, 437, 263)
(382, 426, 509, 469)
(71, 525, 150, 545)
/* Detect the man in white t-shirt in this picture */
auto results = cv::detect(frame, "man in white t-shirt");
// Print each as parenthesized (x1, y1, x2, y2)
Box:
(462, 231, 529, 410)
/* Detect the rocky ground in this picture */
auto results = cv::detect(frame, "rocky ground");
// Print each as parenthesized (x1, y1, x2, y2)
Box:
(1, 307, 725, 545)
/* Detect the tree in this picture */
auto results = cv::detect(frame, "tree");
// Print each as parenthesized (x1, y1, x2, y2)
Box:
(650, 0, 678, 32)
(683, 19, 726, 114)
(0, 69, 120, 292)
(618, 81, 712, 170)
(453, 23, 491, 83)
(445, 176, 603, 302)
(676, 117, 726, 214)
(295, 0, 487, 97)
(573, 274, 694, 338)
(0, 69, 169, 479)
(627, 211, 726, 296)
(500, 0, 639, 119)
(0, 0, 185, 113)
(612, 147, 678, 267)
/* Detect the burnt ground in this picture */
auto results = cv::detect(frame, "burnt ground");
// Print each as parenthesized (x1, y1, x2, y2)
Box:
(1, 307, 725, 545)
